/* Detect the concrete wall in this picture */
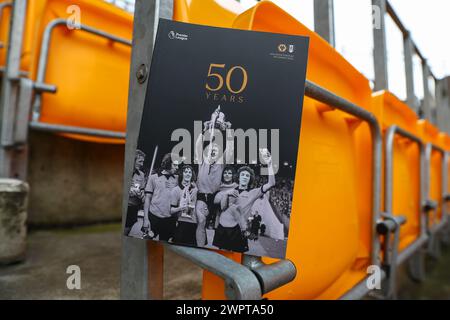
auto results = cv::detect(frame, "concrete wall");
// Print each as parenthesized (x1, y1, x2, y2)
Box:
(27, 131, 125, 227)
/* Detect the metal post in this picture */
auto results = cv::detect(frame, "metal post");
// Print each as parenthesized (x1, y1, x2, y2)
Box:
(0, 2, 12, 50)
(436, 77, 450, 135)
(403, 33, 417, 112)
(372, 0, 388, 91)
(120, 0, 173, 300)
(0, 0, 28, 180)
(31, 18, 132, 124)
(314, 0, 335, 47)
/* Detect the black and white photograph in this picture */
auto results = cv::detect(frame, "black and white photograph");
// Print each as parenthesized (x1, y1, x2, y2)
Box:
(124, 19, 309, 259)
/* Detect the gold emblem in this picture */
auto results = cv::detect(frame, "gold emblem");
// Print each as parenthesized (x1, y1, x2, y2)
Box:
(278, 44, 287, 53)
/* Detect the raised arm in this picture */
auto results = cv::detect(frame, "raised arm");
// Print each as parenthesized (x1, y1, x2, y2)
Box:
(195, 131, 203, 165)
(261, 149, 276, 193)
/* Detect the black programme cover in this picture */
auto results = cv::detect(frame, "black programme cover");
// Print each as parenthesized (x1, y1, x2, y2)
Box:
(125, 18, 309, 259)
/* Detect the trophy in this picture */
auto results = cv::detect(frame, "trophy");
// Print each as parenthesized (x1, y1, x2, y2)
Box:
(204, 106, 231, 132)
(180, 187, 194, 219)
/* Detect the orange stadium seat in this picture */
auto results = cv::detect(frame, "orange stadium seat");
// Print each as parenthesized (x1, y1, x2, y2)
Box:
(439, 133, 450, 224)
(1, 0, 133, 144)
(0, 0, 11, 68)
(372, 91, 422, 251)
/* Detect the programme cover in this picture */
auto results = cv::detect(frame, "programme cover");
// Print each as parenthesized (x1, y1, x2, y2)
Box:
(124, 19, 309, 259)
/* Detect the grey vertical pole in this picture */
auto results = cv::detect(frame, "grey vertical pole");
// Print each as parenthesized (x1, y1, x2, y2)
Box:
(314, 0, 335, 47)
(436, 78, 449, 134)
(372, 0, 389, 91)
(120, 0, 173, 300)
(421, 63, 432, 122)
(403, 33, 417, 112)
(446, 78, 450, 134)
(437, 77, 450, 134)
(0, 0, 28, 179)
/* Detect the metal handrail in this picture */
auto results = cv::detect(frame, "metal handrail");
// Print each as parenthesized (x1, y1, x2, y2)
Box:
(166, 245, 263, 300)
(29, 121, 125, 139)
(304, 80, 382, 268)
(30, 18, 132, 139)
(241, 255, 297, 295)
(383, 125, 427, 296)
(385, 126, 426, 237)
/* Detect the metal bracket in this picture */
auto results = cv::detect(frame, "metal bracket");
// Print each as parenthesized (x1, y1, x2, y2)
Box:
(0, 0, 28, 179)
(167, 245, 263, 299)
(442, 152, 450, 245)
(376, 214, 406, 299)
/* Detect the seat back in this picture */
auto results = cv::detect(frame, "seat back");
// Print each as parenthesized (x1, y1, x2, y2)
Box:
(418, 120, 444, 226)
(25, 0, 133, 143)
(173, 0, 243, 28)
(201, 1, 376, 300)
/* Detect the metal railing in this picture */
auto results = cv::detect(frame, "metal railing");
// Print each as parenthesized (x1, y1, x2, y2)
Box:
(104, 0, 135, 13)
(305, 80, 383, 268)
(425, 144, 448, 232)
(423, 143, 448, 259)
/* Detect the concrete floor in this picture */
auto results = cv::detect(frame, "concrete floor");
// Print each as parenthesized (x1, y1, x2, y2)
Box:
(0, 223, 449, 300)
(0, 223, 202, 300)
